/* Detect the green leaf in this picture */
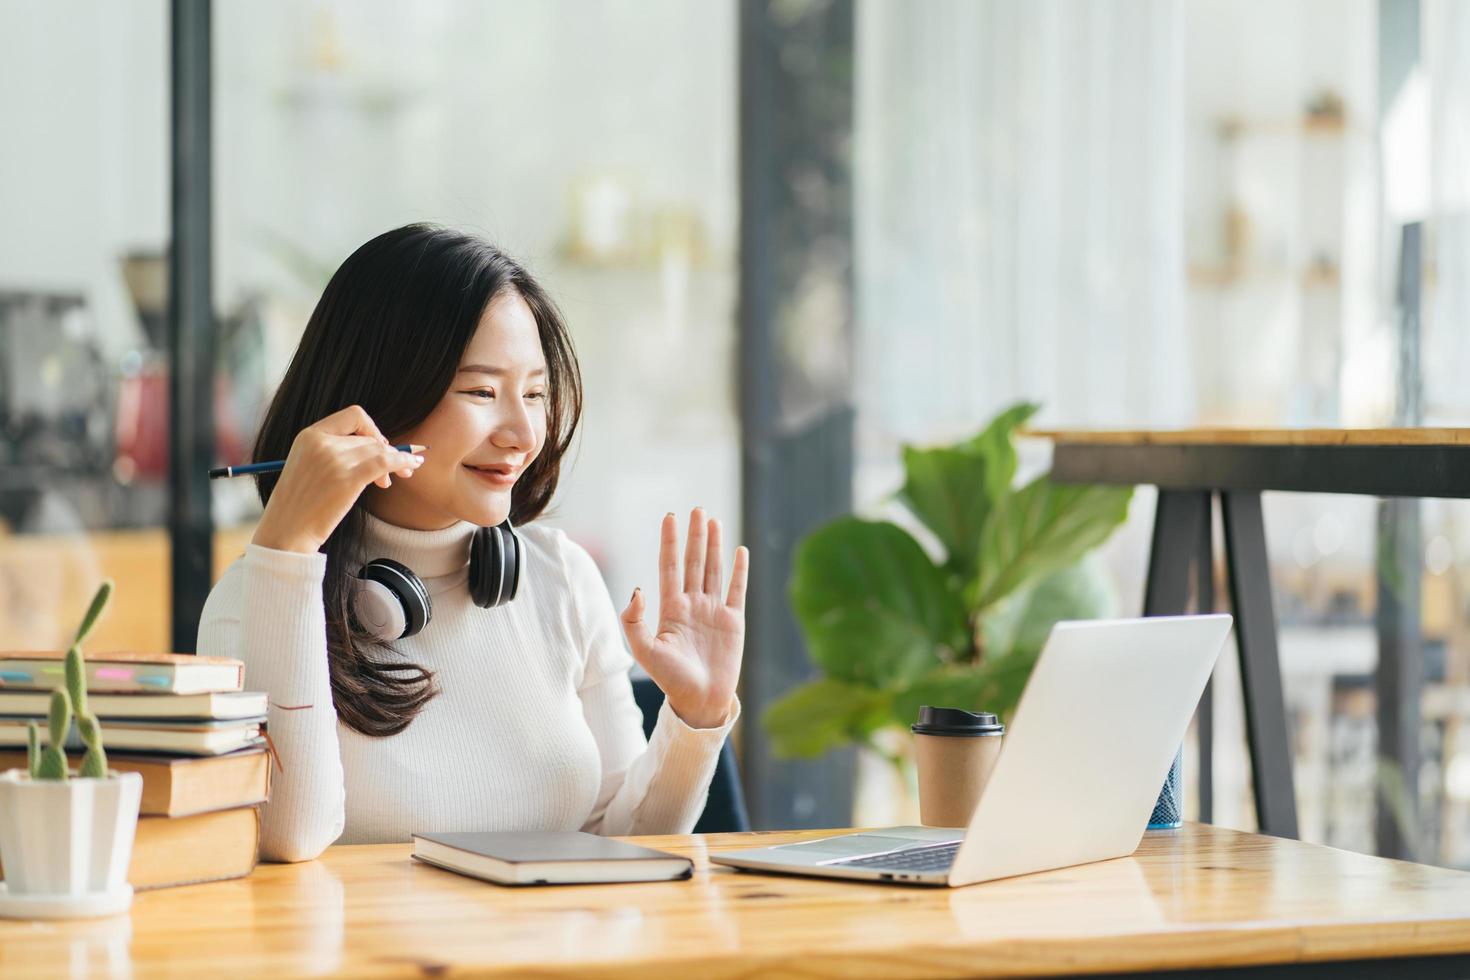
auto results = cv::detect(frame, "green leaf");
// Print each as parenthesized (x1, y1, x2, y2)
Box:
(962, 401, 1040, 503)
(895, 401, 1040, 578)
(790, 518, 970, 688)
(888, 656, 1039, 730)
(763, 678, 893, 759)
(970, 476, 1132, 613)
(981, 557, 1117, 663)
(954, 561, 1117, 724)
(73, 579, 113, 647)
(897, 445, 993, 577)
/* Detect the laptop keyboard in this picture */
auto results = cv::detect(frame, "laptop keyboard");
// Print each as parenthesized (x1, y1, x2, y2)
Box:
(831, 841, 960, 873)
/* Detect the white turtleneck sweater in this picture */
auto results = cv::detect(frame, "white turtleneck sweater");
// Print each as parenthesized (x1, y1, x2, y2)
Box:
(196, 513, 740, 862)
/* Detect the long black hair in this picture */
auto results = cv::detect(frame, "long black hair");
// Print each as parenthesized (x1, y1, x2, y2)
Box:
(252, 224, 583, 736)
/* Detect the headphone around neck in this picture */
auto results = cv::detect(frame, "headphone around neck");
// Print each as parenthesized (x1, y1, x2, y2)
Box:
(350, 520, 522, 641)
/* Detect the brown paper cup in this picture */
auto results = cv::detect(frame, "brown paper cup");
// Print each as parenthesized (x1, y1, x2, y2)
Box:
(913, 731, 1004, 828)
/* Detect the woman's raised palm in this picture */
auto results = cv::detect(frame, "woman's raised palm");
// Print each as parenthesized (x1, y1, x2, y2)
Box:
(619, 509, 749, 730)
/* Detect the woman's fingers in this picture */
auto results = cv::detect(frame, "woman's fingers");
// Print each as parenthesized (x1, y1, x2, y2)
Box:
(661, 507, 745, 603)
(619, 587, 662, 672)
(348, 442, 422, 493)
(393, 447, 424, 478)
(320, 403, 387, 441)
(318, 405, 424, 478)
(703, 518, 723, 596)
(726, 545, 749, 610)
(683, 507, 707, 593)
(659, 513, 680, 603)
(304, 406, 417, 487)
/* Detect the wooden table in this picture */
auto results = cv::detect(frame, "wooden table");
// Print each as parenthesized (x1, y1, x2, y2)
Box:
(1027, 427, 1470, 847)
(5, 825, 1470, 978)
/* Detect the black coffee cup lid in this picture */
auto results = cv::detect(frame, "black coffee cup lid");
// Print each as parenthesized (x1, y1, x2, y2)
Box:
(911, 705, 1004, 737)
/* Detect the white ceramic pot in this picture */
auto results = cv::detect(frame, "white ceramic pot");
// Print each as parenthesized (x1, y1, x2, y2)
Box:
(0, 769, 142, 901)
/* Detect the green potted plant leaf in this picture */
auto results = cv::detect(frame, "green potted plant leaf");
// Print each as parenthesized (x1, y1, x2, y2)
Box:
(0, 581, 143, 919)
(763, 403, 1133, 783)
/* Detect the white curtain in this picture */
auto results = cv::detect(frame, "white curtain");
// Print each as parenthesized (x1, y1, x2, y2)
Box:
(1426, 0, 1470, 422)
(854, 0, 1189, 461)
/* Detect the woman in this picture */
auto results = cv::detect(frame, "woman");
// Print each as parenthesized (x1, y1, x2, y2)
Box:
(198, 224, 747, 862)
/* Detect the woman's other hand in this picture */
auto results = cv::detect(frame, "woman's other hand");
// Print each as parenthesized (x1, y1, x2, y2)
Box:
(619, 509, 749, 729)
(251, 405, 424, 555)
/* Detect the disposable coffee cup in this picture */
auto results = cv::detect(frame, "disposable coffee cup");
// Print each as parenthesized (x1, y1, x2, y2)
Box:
(911, 706, 1005, 828)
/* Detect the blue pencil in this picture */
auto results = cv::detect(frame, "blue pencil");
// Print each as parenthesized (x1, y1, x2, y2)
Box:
(208, 444, 427, 479)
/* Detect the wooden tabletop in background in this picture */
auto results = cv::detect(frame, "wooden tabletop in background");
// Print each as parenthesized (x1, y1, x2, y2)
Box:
(5, 824, 1470, 978)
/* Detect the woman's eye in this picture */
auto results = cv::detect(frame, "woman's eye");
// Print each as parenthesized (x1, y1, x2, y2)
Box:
(464, 389, 543, 401)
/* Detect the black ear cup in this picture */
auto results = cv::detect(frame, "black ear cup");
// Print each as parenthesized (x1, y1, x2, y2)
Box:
(351, 558, 432, 641)
(469, 520, 521, 608)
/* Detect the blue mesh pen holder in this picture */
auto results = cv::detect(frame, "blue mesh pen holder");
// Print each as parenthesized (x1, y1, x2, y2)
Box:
(1147, 747, 1183, 829)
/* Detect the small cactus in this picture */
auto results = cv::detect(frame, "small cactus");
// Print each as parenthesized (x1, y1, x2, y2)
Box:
(65, 643, 90, 722)
(36, 689, 71, 780)
(72, 580, 112, 648)
(77, 715, 107, 779)
(26, 721, 40, 777)
(28, 579, 115, 782)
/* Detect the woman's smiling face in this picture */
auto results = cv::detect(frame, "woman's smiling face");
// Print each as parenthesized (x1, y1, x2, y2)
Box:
(368, 288, 549, 530)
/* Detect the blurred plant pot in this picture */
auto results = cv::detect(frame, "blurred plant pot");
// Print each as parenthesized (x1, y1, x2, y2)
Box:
(0, 769, 142, 918)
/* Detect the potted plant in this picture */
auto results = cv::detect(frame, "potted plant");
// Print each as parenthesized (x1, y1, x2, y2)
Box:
(764, 403, 1133, 785)
(0, 581, 143, 919)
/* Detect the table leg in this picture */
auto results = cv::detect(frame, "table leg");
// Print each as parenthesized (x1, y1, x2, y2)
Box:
(1375, 497, 1422, 860)
(1143, 491, 1206, 618)
(1222, 491, 1300, 839)
(1196, 496, 1215, 824)
(1144, 491, 1209, 827)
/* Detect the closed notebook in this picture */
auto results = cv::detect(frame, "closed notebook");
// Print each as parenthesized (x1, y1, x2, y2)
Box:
(0, 746, 270, 817)
(411, 831, 694, 885)
(0, 690, 267, 721)
(0, 717, 265, 756)
(0, 651, 244, 695)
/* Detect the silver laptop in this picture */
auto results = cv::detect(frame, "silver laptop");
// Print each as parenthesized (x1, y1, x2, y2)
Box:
(713, 614, 1232, 887)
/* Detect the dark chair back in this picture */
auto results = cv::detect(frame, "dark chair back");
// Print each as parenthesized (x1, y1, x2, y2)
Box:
(631, 676, 750, 833)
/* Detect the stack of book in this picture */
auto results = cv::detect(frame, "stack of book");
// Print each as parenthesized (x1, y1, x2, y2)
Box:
(0, 651, 270, 890)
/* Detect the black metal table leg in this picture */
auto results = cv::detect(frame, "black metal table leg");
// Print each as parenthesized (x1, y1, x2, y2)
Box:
(1375, 497, 1422, 859)
(1222, 491, 1300, 839)
(1196, 495, 1216, 824)
(1143, 491, 1210, 826)
(1143, 491, 1208, 617)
